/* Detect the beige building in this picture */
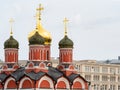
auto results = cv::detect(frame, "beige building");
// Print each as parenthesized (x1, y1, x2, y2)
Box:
(51, 58, 120, 90)
(74, 59, 120, 90)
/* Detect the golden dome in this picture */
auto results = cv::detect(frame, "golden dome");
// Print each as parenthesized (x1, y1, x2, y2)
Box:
(28, 4, 52, 45)
(28, 24, 52, 45)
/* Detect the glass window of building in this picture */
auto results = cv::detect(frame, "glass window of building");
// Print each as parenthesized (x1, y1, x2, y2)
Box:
(93, 75, 99, 81)
(102, 67, 108, 73)
(93, 67, 99, 73)
(118, 68, 120, 74)
(110, 85, 115, 90)
(102, 75, 108, 81)
(85, 75, 91, 81)
(118, 85, 120, 90)
(85, 66, 91, 72)
(110, 68, 116, 74)
(118, 77, 120, 82)
(94, 84, 99, 90)
(110, 76, 116, 82)
(100, 84, 107, 90)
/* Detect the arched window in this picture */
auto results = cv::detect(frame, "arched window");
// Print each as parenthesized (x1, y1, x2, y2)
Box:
(72, 77, 86, 89)
(7, 80, 17, 89)
(57, 81, 66, 89)
(4, 78, 17, 89)
(40, 80, 50, 88)
(38, 75, 54, 89)
(72, 81, 82, 89)
(56, 77, 70, 89)
(22, 79, 33, 89)
(19, 77, 33, 89)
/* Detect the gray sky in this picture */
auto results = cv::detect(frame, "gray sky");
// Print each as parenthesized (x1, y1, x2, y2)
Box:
(0, 0, 120, 61)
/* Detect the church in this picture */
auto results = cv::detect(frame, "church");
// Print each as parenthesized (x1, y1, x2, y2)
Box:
(0, 4, 89, 90)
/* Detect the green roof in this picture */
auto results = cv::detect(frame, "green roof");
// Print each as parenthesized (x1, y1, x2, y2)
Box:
(29, 31, 45, 45)
(4, 36, 19, 49)
(59, 35, 73, 48)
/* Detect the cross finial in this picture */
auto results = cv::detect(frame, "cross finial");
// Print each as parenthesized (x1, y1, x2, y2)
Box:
(36, 4, 44, 20)
(63, 17, 69, 36)
(9, 18, 14, 36)
(35, 4, 44, 29)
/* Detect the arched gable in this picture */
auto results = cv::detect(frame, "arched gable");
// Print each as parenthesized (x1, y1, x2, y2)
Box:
(39, 62, 45, 68)
(72, 77, 85, 89)
(38, 75, 54, 89)
(19, 77, 33, 89)
(73, 81, 82, 89)
(69, 65, 74, 70)
(4, 77, 17, 89)
(56, 76, 70, 89)
(13, 64, 19, 69)
(57, 81, 66, 89)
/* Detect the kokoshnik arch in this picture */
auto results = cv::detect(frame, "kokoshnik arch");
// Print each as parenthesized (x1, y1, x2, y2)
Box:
(0, 4, 89, 90)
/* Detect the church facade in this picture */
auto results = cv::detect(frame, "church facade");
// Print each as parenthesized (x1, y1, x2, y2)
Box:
(0, 4, 89, 90)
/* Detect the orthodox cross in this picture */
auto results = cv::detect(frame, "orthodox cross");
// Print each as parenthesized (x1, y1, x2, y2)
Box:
(36, 4, 44, 20)
(9, 18, 14, 36)
(63, 17, 69, 36)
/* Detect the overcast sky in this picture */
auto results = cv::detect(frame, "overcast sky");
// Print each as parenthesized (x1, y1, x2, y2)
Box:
(0, 0, 120, 61)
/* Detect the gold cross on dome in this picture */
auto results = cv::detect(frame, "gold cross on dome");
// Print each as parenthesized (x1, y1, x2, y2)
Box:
(36, 4, 44, 16)
(63, 17, 69, 36)
(9, 18, 14, 36)
(35, 4, 44, 29)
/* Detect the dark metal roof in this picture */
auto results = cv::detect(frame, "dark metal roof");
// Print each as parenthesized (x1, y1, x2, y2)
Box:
(68, 73, 79, 82)
(26, 71, 46, 80)
(0, 73, 8, 82)
(11, 67, 25, 81)
(68, 73, 88, 83)
(109, 59, 120, 64)
(48, 66, 63, 81)
(0, 62, 85, 84)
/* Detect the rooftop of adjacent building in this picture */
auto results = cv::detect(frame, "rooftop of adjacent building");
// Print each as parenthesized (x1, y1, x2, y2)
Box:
(0, 56, 120, 68)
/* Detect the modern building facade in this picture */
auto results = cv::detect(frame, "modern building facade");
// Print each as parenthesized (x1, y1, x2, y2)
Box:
(0, 4, 89, 90)
(74, 59, 120, 90)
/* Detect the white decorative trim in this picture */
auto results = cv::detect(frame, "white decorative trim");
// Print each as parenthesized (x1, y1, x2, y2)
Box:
(5, 48, 18, 50)
(72, 77, 85, 89)
(29, 45, 44, 47)
(4, 77, 15, 89)
(60, 48, 73, 50)
(19, 77, 33, 89)
(38, 75, 54, 89)
(56, 77, 70, 89)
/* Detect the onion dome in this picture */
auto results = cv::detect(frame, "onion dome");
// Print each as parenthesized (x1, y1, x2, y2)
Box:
(59, 35, 73, 48)
(29, 30, 45, 45)
(4, 35, 19, 49)
(59, 18, 74, 48)
(4, 18, 19, 49)
(28, 25, 52, 45)
(28, 4, 52, 45)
